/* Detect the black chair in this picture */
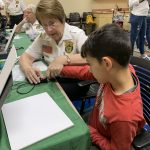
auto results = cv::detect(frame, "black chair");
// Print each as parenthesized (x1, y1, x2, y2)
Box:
(68, 12, 82, 28)
(56, 77, 99, 114)
(77, 80, 99, 114)
(131, 56, 150, 149)
(81, 12, 96, 35)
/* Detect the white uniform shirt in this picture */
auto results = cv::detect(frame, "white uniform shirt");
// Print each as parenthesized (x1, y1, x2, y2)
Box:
(21, 20, 44, 40)
(6, 0, 26, 16)
(0, 0, 4, 9)
(129, 0, 149, 16)
(26, 23, 88, 63)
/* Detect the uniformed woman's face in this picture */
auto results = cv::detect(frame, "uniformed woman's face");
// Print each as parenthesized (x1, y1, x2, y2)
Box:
(24, 9, 36, 23)
(40, 17, 64, 44)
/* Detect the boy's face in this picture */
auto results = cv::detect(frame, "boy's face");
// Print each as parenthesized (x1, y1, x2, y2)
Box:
(86, 55, 109, 84)
(40, 16, 64, 43)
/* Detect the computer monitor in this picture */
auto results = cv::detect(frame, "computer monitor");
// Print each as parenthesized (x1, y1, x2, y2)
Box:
(0, 45, 17, 109)
(0, 24, 17, 59)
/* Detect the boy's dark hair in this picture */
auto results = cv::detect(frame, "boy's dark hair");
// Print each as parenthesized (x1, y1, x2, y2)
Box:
(81, 23, 132, 67)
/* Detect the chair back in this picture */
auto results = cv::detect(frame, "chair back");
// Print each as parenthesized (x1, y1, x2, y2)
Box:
(130, 56, 150, 125)
(68, 12, 82, 28)
(69, 12, 81, 22)
(82, 12, 94, 23)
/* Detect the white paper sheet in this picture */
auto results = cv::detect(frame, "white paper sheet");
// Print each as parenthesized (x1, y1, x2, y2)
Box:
(2, 92, 74, 150)
(12, 61, 48, 81)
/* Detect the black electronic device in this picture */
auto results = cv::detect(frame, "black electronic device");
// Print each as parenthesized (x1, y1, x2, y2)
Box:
(26, 76, 49, 85)
(39, 77, 48, 83)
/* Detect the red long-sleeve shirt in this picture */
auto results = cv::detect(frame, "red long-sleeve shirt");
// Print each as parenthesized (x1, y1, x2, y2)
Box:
(61, 65, 145, 150)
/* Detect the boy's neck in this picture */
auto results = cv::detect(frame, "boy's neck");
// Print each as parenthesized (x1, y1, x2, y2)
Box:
(109, 67, 134, 95)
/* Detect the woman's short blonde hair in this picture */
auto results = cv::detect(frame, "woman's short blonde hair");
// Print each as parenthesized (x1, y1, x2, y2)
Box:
(25, 4, 36, 14)
(36, 0, 65, 24)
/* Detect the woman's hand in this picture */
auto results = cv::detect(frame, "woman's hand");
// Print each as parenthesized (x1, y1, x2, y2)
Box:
(46, 56, 66, 79)
(46, 61, 63, 79)
(24, 66, 43, 84)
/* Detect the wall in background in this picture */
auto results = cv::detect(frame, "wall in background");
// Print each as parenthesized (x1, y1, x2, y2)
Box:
(24, 0, 128, 16)
(91, 0, 128, 10)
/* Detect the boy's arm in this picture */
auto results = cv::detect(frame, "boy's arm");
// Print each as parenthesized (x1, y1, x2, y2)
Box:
(88, 125, 110, 150)
(109, 121, 137, 150)
(60, 65, 95, 80)
(89, 121, 137, 150)
(88, 108, 110, 150)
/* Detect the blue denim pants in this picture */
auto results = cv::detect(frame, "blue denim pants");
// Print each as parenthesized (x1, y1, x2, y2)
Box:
(146, 17, 150, 49)
(130, 13, 147, 55)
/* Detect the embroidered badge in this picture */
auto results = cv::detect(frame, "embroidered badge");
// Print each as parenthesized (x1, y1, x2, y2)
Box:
(64, 40, 73, 53)
(15, 0, 19, 7)
(42, 45, 52, 54)
(16, 0, 19, 4)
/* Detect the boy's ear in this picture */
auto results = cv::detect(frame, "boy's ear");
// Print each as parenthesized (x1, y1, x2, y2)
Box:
(102, 57, 112, 71)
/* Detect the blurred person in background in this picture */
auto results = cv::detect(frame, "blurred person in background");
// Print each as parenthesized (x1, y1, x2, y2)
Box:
(5, 0, 26, 28)
(146, 3, 150, 52)
(129, 0, 149, 57)
(15, 4, 44, 40)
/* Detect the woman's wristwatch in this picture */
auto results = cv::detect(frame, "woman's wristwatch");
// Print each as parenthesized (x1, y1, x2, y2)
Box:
(64, 53, 71, 64)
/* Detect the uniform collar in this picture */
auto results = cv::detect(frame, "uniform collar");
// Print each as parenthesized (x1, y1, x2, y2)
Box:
(63, 23, 73, 40)
(58, 23, 72, 45)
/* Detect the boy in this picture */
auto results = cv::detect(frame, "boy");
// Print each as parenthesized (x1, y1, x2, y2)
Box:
(60, 24, 145, 150)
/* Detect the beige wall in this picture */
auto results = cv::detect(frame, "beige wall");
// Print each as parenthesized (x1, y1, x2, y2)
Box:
(1, 0, 128, 16)
(0, 0, 129, 30)
(25, 0, 128, 16)
(91, 0, 128, 10)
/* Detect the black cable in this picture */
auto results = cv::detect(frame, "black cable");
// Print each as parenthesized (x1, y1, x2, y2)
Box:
(12, 82, 35, 94)
(12, 77, 52, 94)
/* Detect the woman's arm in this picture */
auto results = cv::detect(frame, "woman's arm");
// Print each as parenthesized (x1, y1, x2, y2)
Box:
(19, 52, 43, 84)
(15, 18, 27, 33)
